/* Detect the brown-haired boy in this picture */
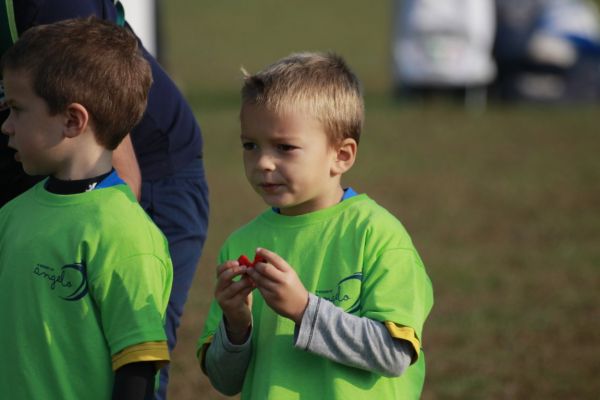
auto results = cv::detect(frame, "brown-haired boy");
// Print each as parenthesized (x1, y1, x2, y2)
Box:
(197, 52, 433, 399)
(0, 17, 172, 399)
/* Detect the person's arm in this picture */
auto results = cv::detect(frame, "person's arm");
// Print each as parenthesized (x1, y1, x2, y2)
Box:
(201, 259, 255, 395)
(246, 248, 413, 376)
(112, 362, 156, 400)
(202, 318, 253, 396)
(110, 341, 169, 400)
(294, 293, 416, 377)
(112, 134, 141, 199)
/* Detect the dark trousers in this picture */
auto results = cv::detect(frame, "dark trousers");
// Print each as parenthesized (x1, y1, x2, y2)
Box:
(140, 158, 209, 400)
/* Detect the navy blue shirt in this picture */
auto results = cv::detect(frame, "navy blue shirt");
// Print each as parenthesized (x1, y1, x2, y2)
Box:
(0, 0, 203, 206)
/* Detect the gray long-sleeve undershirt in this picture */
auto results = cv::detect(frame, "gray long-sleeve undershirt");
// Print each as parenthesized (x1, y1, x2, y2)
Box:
(204, 293, 415, 395)
(203, 318, 252, 396)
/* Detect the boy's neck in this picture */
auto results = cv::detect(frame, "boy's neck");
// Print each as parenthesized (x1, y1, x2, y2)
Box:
(46, 169, 114, 194)
(53, 148, 113, 181)
(274, 187, 357, 215)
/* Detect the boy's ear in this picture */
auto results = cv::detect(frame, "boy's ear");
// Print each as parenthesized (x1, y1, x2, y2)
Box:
(331, 138, 357, 176)
(62, 103, 89, 139)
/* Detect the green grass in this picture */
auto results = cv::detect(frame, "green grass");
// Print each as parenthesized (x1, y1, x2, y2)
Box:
(159, 2, 600, 399)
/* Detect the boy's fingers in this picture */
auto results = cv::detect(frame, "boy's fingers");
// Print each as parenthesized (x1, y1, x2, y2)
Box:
(216, 261, 245, 279)
(215, 265, 248, 293)
(246, 268, 278, 290)
(228, 280, 254, 298)
(216, 260, 236, 276)
(239, 285, 254, 300)
(255, 248, 289, 272)
(218, 276, 253, 300)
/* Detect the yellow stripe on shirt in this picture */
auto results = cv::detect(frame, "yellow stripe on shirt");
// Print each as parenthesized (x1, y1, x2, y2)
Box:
(112, 341, 170, 371)
(198, 335, 214, 375)
(384, 321, 421, 361)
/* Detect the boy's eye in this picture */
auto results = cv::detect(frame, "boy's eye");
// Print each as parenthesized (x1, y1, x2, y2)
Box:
(277, 144, 297, 152)
(242, 142, 257, 150)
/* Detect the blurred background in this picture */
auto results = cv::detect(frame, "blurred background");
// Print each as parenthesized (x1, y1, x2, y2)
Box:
(123, 0, 600, 398)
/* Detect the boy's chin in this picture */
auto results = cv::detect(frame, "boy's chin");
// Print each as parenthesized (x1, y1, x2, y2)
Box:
(263, 198, 292, 213)
(259, 193, 312, 215)
(21, 163, 49, 177)
(259, 193, 287, 207)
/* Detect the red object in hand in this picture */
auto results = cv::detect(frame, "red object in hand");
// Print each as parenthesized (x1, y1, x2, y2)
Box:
(237, 254, 266, 268)
(237, 255, 252, 267)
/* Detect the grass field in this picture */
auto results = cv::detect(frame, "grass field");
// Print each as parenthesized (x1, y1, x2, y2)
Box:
(156, 1, 600, 398)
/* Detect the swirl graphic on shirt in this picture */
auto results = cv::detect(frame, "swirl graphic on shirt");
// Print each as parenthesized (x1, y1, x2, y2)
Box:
(32, 262, 89, 301)
(316, 272, 363, 313)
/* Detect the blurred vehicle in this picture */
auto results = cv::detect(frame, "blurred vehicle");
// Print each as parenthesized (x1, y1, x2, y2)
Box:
(391, 0, 497, 108)
(493, 0, 600, 103)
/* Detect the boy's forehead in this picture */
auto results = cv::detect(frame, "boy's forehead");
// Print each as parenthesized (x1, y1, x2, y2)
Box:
(241, 102, 320, 125)
(242, 103, 303, 125)
(2, 68, 34, 89)
(2, 68, 39, 104)
(241, 103, 332, 141)
(2, 68, 32, 94)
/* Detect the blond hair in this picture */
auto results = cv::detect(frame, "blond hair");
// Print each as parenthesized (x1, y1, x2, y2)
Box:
(241, 52, 364, 145)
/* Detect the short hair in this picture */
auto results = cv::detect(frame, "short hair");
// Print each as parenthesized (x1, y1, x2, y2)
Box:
(241, 52, 364, 145)
(1, 17, 152, 150)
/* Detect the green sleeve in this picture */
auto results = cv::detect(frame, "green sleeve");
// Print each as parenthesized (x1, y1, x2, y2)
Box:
(361, 248, 433, 341)
(90, 254, 172, 355)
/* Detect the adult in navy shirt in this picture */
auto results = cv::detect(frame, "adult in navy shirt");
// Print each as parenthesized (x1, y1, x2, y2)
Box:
(0, 1, 209, 399)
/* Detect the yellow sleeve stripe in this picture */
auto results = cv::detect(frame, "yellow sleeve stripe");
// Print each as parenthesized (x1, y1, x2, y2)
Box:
(112, 341, 170, 371)
(384, 321, 421, 359)
(197, 335, 214, 375)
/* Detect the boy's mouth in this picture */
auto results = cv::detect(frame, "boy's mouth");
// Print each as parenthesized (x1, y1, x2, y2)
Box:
(7, 146, 20, 162)
(259, 182, 283, 193)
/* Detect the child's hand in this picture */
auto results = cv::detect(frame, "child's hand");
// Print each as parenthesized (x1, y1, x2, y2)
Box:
(247, 248, 309, 325)
(214, 260, 254, 344)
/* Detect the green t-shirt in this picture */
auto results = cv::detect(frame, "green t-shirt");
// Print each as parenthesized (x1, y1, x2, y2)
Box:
(198, 194, 433, 399)
(0, 182, 173, 400)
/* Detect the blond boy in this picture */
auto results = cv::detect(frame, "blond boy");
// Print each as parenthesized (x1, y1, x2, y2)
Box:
(198, 52, 433, 399)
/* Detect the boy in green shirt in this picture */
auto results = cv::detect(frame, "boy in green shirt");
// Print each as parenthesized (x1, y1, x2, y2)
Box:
(197, 52, 434, 399)
(0, 18, 172, 399)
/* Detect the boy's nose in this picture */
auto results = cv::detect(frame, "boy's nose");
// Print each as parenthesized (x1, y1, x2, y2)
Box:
(0, 117, 13, 136)
(255, 151, 276, 171)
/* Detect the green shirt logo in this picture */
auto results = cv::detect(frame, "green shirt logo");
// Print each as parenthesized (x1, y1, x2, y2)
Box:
(33, 262, 89, 301)
(316, 272, 363, 313)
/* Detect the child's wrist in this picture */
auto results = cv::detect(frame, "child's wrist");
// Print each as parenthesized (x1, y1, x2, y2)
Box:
(292, 291, 310, 325)
(226, 324, 250, 336)
(224, 317, 251, 344)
